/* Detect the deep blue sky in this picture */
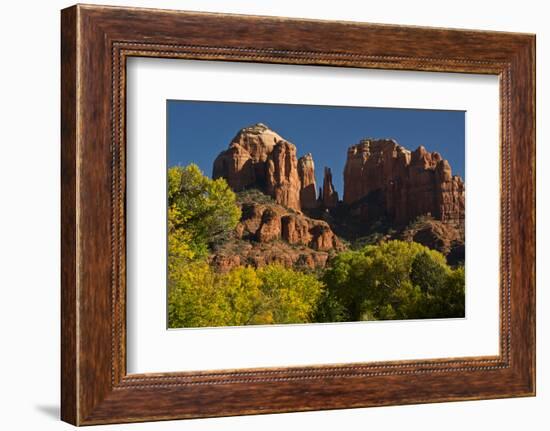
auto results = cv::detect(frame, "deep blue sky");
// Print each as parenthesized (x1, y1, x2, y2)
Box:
(167, 100, 465, 196)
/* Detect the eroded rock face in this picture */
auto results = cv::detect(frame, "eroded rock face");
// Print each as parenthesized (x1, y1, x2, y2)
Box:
(236, 202, 343, 252)
(255, 208, 282, 243)
(212, 126, 465, 267)
(213, 124, 308, 211)
(213, 123, 280, 191)
(265, 141, 302, 211)
(211, 244, 330, 273)
(298, 153, 318, 209)
(343, 139, 464, 225)
(211, 199, 344, 272)
(211, 143, 255, 191)
(321, 167, 338, 208)
(398, 218, 465, 265)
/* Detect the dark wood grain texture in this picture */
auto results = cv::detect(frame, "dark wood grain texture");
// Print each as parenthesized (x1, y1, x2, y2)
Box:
(60, 4, 535, 425)
(60, 5, 78, 425)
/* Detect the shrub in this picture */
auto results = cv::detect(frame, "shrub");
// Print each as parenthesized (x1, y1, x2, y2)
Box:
(168, 164, 241, 252)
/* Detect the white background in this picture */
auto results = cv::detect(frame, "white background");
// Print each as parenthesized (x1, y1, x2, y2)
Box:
(0, 0, 547, 430)
(127, 59, 500, 373)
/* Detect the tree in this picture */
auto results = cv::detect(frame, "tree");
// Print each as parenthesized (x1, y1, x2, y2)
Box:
(257, 264, 325, 324)
(314, 288, 349, 323)
(410, 251, 449, 294)
(217, 266, 266, 326)
(168, 260, 228, 328)
(167, 205, 196, 265)
(168, 263, 326, 328)
(438, 266, 465, 318)
(168, 164, 241, 255)
(321, 240, 464, 321)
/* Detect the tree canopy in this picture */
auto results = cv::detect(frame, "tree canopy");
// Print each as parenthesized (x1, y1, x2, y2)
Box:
(320, 240, 464, 321)
(168, 263, 325, 328)
(168, 164, 241, 257)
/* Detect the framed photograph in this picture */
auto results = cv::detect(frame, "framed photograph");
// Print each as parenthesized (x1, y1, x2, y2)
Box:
(61, 4, 535, 425)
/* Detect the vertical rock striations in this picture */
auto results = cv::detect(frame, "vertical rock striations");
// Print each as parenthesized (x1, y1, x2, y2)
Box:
(321, 167, 339, 208)
(213, 123, 319, 211)
(265, 141, 302, 211)
(298, 153, 318, 209)
(211, 143, 255, 192)
(213, 126, 464, 231)
(213, 123, 281, 191)
(343, 138, 464, 225)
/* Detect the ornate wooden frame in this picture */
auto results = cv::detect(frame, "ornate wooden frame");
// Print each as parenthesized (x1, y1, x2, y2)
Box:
(61, 4, 535, 425)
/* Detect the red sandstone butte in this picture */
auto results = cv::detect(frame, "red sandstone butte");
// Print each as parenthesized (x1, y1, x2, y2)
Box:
(343, 139, 464, 225)
(213, 123, 312, 211)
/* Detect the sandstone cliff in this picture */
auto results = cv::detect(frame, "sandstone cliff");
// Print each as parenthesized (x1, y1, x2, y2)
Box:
(298, 153, 318, 209)
(343, 139, 464, 226)
(265, 140, 302, 211)
(213, 123, 315, 211)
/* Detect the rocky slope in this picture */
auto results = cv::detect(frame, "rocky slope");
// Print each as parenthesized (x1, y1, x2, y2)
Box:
(211, 190, 344, 271)
(397, 216, 465, 265)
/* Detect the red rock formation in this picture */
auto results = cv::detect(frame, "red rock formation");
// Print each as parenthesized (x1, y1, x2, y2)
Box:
(211, 242, 331, 273)
(255, 208, 282, 243)
(236, 201, 343, 251)
(281, 214, 311, 246)
(298, 153, 318, 209)
(399, 217, 463, 256)
(213, 123, 307, 211)
(321, 167, 338, 208)
(343, 139, 410, 205)
(213, 123, 282, 191)
(265, 141, 302, 211)
(343, 139, 464, 225)
(435, 159, 465, 223)
(209, 126, 457, 217)
(228, 123, 283, 186)
(211, 199, 344, 272)
(211, 143, 255, 191)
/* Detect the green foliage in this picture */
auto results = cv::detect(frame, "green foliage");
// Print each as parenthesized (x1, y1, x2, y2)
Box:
(314, 288, 349, 322)
(168, 260, 228, 328)
(410, 251, 448, 294)
(237, 188, 275, 205)
(168, 164, 241, 255)
(435, 265, 465, 317)
(168, 263, 325, 328)
(256, 264, 324, 324)
(320, 240, 464, 322)
(166, 165, 464, 327)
